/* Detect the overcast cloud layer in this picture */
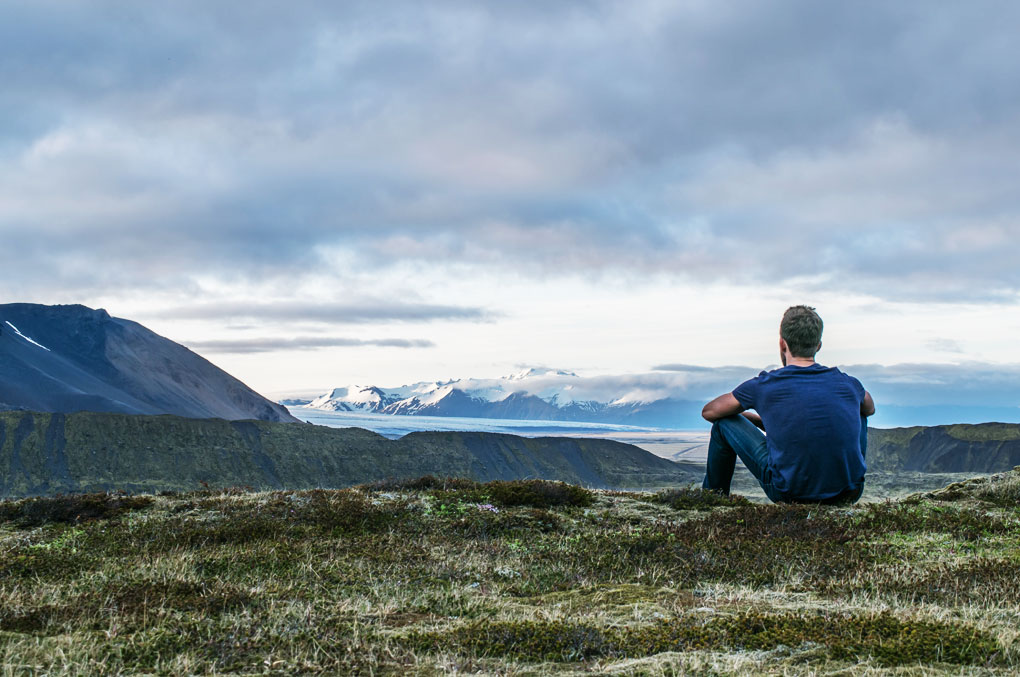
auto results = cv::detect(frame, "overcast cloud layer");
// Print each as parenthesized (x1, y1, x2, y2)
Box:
(4, 2, 1020, 411)
(4, 0, 1020, 300)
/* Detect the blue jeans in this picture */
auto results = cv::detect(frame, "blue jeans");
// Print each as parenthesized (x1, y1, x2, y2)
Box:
(702, 415, 867, 504)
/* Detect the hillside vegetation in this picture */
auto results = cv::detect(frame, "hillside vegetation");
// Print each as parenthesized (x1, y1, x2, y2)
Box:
(0, 411, 697, 498)
(869, 423, 1020, 472)
(1, 470, 1018, 674)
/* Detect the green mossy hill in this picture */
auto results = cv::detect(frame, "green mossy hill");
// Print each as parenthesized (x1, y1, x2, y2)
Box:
(0, 411, 697, 498)
(1, 473, 1018, 674)
(870, 422, 1020, 472)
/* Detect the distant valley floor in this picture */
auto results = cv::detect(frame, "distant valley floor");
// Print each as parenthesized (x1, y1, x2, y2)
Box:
(293, 406, 713, 461)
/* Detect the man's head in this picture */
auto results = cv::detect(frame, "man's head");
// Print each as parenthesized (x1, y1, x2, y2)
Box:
(780, 305, 823, 360)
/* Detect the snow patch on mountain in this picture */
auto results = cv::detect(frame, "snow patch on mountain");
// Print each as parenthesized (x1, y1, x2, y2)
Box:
(4, 321, 51, 351)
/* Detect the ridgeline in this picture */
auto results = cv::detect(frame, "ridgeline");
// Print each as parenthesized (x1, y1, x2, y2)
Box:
(0, 411, 697, 498)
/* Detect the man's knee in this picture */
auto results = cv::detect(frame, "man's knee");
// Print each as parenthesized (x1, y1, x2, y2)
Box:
(709, 417, 740, 449)
(709, 418, 725, 444)
(712, 414, 751, 443)
(712, 413, 739, 430)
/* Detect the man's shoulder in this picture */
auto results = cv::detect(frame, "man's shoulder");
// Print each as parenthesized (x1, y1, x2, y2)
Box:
(788, 365, 866, 399)
(762, 364, 863, 387)
(826, 365, 865, 386)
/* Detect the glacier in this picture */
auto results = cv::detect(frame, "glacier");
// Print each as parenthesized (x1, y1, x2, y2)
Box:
(303, 368, 720, 429)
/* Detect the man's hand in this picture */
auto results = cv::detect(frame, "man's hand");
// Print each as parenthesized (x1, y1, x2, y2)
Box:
(741, 410, 765, 430)
(702, 392, 745, 422)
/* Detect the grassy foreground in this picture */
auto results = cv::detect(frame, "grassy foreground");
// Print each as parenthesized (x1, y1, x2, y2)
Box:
(1, 472, 1018, 675)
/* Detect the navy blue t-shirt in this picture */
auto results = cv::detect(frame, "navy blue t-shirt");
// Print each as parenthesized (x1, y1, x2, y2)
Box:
(733, 364, 866, 500)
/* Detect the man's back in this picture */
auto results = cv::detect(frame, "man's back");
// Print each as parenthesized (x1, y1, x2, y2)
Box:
(734, 363, 866, 500)
(700, 305, 874, 504)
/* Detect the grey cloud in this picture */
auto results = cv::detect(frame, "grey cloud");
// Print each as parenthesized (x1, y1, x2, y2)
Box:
(843, 362, 1020, 408)
(4, 1, 1020, 299)
(160, 301, 493, 324)
(187, 336, 435, 354)
(653, 364, 729, 373)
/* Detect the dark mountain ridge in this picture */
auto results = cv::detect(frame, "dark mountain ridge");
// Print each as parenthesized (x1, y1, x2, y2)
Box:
(0, 410, 698, 498)
(0, 303, 295, 422)
(868, 422, 1020, 472)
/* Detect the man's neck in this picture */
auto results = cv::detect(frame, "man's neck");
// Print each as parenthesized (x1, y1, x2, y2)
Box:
(785, 356, 816, 367)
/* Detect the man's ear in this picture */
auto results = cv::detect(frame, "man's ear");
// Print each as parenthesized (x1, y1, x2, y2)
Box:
(779, 337, 788, 353)
(816, 341, 822, 354)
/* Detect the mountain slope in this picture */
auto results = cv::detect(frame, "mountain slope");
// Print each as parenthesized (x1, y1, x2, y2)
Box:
(0, 410, 699, 497)
(868, 423, 1020, 472)
(0, 304, 296, 422)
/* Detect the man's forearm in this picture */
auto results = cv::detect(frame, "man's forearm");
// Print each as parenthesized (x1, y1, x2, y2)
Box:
(702, 392, 745, 422)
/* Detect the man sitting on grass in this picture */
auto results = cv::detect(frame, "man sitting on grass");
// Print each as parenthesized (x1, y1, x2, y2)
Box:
(701, 305, 875, 504)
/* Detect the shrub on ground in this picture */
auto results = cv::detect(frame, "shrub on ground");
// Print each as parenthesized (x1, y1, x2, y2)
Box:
(359, 475, 480, 492)
(0, 493, 153, 527)
(361, 475, 594, 509)
(648, 487, 753, 511)
(481, 480, 594, 508)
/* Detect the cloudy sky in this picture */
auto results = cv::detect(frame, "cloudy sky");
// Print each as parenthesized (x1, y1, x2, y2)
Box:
(4, 1, 1020, 420)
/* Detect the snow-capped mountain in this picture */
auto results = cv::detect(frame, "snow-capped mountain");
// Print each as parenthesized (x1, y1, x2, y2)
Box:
(308, 385, 404, 412)
(303, 368, 716, 428)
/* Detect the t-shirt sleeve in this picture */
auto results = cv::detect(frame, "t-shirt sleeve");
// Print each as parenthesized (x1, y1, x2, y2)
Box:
(847, 375, 866, 401)
(732, 373, 764, 410)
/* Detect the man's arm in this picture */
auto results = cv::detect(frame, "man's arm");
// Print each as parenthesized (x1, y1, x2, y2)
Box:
(861, 391, 876, 417)
(702, 393, 745, 422)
